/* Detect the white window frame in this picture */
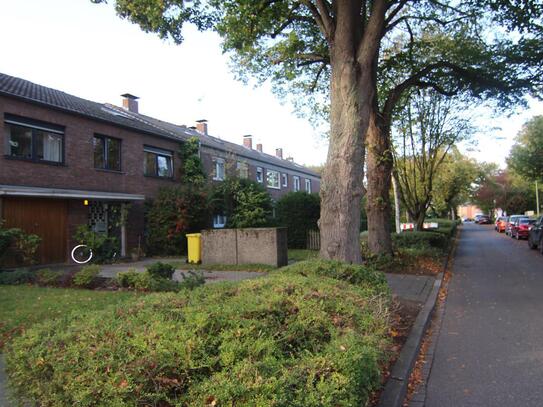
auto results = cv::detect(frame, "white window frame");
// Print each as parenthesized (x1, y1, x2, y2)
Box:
(282, 173, 288, 188)
(267, 170, 280, 189)
(213, 214, 226, 228)
(305, 178, 312, 193)
(213, 157, 225, 181)
(256, 167, 264, 183)
(293, 176, 300, 192)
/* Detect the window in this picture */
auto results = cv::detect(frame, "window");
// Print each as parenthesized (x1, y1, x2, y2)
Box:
(305, 179, 312, 193)
(293, 176, 300, 192)
(94, 135, 121, 171)
(282, 173, 288, 188)
(213, 157, 225, 181)
(4, 114, 64, 164)
(213, 214, 226, 228)
(267, 170, 280, 189)
(237, 161, 249, 179)
(256, 167, 264, 183)
(144, 146, 173, 178)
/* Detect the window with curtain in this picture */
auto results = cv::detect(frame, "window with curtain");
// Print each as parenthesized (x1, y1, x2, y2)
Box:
(93, 135, 121, 171)
(4, 114, 64, 164)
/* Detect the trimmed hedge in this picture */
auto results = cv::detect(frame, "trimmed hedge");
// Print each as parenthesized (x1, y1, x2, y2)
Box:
(6, 273, 390, 406)
(392, 231, 449, 250)
(276, 192, 320, 248)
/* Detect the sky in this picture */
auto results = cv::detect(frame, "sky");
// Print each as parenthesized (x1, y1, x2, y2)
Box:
(1, 0, 541, 168)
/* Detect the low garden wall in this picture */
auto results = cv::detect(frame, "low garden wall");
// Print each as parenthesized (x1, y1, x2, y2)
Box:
(202, 227, 288, 267)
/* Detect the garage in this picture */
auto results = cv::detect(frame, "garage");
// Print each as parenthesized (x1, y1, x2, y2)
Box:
(2, 197, 68, 264)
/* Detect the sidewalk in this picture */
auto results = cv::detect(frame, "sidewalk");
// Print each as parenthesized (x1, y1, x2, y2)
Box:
(386, 273, 435, 304)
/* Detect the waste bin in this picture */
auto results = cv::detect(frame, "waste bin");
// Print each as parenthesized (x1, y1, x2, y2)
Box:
(186, 233, 202, 264)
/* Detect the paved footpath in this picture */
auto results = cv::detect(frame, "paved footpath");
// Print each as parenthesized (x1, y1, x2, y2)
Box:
(426, 223, 543, 406)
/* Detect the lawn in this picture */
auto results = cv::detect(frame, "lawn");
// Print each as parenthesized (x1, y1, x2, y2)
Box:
(0, 285, 140, 348)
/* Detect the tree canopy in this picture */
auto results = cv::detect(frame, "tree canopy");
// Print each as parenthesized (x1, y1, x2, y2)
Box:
(508, 115, 543, 182)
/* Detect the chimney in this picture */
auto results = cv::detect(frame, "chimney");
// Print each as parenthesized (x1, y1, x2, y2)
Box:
(275, 148, 283, 159)
(196, 119, 208, 135)
(256, 143, 263, 153)
(286, 156, 294, 162)
(243, 135, 253, 149)
(121, 93, 139, 113)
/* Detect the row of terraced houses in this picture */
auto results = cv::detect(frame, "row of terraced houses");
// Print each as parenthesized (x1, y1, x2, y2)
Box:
(0, 73, 321, 265)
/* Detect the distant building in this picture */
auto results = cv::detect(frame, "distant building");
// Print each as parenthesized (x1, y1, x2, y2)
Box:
(458, 204, 483, 220)
(0, 73, 320, 264)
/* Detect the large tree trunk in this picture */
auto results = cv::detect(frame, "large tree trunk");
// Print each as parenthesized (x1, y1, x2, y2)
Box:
(415, 211, 426, 231)
(319, 60, 369, 263)
(366, 111, 394, 255)
(319, 0, 386, 263)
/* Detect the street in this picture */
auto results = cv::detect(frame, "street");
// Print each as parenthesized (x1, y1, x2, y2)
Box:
(426, 223, 543, 406)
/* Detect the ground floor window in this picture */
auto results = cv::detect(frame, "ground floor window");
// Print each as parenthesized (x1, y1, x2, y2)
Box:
(213, 214, 227, 228)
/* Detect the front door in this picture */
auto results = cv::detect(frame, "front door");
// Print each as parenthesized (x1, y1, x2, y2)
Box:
(2, 197, 68, 264)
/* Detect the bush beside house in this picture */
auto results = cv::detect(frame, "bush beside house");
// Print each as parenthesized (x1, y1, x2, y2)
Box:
(276, 192, 320, 248)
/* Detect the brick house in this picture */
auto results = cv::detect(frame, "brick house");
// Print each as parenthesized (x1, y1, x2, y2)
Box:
(0, 73, 321, 264)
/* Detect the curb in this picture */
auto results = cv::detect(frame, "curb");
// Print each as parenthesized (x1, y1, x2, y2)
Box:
(377, 230, 457, 407)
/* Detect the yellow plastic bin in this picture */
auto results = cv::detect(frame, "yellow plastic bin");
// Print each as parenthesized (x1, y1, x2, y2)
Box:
(186, 233, 202, 264)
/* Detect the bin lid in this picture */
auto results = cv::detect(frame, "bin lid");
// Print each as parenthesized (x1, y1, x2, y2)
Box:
(186, 233, 201, 237)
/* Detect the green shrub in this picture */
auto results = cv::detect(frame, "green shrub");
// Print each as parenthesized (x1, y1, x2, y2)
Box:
(276, 192, 321, 248)
(0, 227, 41, 267)
(145, 185, 209, 256)
(280, 259, 389, 294)
(116, 270, 182, 292)
(6, 273, 390, 406)
(35, 269, 61, 286)
(73, 265, 101, 288)
(210, 178, 273, 228)
(73, 226, 119, 264)
(0, 269, 34, 285)
(178, 270, 205, 290)
(146, 262, 175, 280)
(392, 231, 449, 250)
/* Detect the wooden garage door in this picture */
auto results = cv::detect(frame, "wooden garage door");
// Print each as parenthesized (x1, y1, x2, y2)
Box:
(2, 197, 68, 264)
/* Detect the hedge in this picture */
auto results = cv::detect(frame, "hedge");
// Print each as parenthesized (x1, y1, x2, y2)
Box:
(276, 192, 320, 248)
(392, 231, 449, 250)
(6, 273, 390, 407)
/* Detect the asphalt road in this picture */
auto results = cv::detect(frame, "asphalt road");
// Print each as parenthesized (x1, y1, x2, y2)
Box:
(426, 223, 543, 406)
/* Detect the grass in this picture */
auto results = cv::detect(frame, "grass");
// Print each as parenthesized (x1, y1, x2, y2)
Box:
(288, 249, 319, 262)
(0, 285, 140, 348)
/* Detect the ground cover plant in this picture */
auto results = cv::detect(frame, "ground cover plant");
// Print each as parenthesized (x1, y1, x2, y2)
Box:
(6, 273, 390, 406)
(0, 286, 140, 349)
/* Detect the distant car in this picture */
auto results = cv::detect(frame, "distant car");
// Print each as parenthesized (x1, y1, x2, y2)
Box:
(528, 216, 543, 254)
(505, 215, 525, 236)
(510, 217, 535, 240)
(476, 215, 492, 224)
(495, 216, 508, 233)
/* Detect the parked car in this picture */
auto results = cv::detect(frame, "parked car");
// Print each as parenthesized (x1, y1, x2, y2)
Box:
(505, 215, 525, 236)
(476, 215, 492, 224)
(495, 216, 508, 233)
(528, 216, 543, 254)
(510, 217, 535, 240)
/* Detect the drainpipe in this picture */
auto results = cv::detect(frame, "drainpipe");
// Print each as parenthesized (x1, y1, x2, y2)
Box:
(121, 203, 127, 257)
(536, 180, 540, 217)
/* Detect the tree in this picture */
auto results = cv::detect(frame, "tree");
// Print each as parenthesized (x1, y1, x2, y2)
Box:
(431, 149, 479, 219)
(210, 178, 273, 228)
(93, 0, 543, 262)
(508, 116, 543, 182)
(179, 136, 206, 185)
(392, 90, 472, 230)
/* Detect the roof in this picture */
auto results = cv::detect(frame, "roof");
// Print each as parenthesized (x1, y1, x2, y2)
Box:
(0, 72, 320, 178)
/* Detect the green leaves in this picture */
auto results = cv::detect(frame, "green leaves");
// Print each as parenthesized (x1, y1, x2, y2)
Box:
(508, 115, 543, 181)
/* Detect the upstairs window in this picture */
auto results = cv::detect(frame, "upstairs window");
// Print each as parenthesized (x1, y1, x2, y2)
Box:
(305, 179, 312, 193)
(144, 146, 173, 178)
(213, 157, 225, 181)
(4, 114, 64, 164)
(94, 135, 121, 171)
(237, 161, 249, 179)
(267, 170, 280, 189)
(256, 167, 264, 183)
(282, 173, 288, 188)
(293, 176, 300, 192)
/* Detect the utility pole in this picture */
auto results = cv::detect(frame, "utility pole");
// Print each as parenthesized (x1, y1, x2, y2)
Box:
(536, 180, 540, 217)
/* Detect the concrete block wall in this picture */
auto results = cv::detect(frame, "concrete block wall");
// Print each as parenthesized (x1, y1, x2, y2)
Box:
(201, 227, 287, 267)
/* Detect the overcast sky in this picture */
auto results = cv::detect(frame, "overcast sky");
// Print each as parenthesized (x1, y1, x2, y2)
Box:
(1, 0, 541, 168)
